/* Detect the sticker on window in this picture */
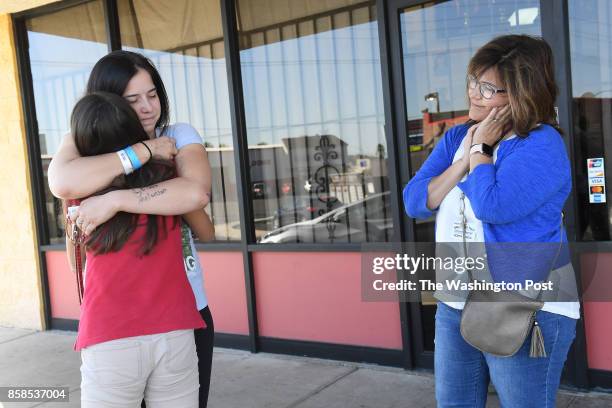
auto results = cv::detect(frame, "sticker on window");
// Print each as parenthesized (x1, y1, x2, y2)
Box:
(587, 158, 606, 203)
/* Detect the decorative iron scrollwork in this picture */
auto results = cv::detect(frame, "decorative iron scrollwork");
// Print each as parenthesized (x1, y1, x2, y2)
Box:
(312, 135, 341, 242)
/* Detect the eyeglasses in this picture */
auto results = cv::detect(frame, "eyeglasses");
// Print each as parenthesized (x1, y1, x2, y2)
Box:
(467, 74, 506, 100)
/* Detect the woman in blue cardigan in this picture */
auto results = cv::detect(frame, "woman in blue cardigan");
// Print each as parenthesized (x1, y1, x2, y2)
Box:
(403, 35, 579, 407)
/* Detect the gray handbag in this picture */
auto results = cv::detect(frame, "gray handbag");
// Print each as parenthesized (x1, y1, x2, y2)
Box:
(458, 193, 562, 358)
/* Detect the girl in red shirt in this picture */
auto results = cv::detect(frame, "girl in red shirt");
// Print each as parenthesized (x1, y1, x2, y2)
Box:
(67, 91, 204, 407)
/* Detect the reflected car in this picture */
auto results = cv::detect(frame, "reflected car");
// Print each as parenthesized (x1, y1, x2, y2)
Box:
(259, 192, 392, 243)
(272, 196, 344, 229)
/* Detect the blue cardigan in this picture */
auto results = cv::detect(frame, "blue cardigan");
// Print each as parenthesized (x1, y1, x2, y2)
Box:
(403, 123, 571, 244)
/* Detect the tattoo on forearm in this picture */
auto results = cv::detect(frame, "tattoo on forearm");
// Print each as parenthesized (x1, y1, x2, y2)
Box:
(132, 184, 168, 203)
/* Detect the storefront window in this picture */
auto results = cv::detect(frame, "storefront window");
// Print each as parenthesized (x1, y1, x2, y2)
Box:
(236, 0, 392, 243)
(118, 0, 240, 241)
(26, 0, 108, 244)
(569, 0, 612, 241)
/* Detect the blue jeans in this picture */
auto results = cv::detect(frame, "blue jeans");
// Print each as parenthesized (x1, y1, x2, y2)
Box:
(434, 302, 577, 408)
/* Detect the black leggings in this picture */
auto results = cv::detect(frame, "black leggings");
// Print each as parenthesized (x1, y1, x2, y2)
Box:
(141, 306, 214, 408)
(195, 306, 214, 407)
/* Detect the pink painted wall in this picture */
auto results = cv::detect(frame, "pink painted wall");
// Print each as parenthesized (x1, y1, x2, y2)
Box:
(581, 253, 612, 371)
(252, 252, 403, 349)
(45, 251, 80, 319)
(45, 250, 249, 335)
(198, 252, 249, 335)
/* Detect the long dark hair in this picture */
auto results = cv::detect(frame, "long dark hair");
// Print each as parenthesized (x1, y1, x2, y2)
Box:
(466, 35, 561, 137)
(86, 50, 170, 134)
(70, 92, 176, 255)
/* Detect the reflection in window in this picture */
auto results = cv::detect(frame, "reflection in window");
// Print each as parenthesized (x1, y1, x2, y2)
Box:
(236, 0, 392, 243)
(26, 0, 108, 244)
(118, 0, 240, 241)
(569, 0, 612, 241)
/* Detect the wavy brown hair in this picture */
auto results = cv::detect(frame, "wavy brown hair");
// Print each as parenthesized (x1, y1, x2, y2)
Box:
(467, 35, 560, 137)
(69, 92, 177, 255)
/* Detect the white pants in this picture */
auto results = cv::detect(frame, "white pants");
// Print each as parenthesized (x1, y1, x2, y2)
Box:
(80, 330, 199, 408)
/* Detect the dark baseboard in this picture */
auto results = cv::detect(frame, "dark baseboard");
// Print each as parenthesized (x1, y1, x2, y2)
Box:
(214, 333, 251, 350)
(415, 351, 434, 369)
(589, 369, 612, 391)
(257, 336, 404, 367)
(51, 318, 78, 331)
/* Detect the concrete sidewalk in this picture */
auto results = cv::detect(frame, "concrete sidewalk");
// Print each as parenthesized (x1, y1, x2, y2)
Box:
(0, 327, 611, 408)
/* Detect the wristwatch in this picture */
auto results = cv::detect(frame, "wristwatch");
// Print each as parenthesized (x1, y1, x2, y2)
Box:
(470, 143, 493, 157)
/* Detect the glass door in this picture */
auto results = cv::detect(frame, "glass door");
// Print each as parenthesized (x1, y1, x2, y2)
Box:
(387, 0, 542, 366)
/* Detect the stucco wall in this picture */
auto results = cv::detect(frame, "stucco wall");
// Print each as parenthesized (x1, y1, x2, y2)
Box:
(0, 14, 45, 330)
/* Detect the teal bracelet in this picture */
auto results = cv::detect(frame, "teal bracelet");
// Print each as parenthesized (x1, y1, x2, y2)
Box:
(125, 146, 142, 170)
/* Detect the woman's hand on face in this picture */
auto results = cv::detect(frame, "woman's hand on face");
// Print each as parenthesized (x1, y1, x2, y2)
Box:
(461, 124, 479, 167)
(472, 105, 512, 146)
(70, 192, 120, 236)
(145, 136, 178, 161)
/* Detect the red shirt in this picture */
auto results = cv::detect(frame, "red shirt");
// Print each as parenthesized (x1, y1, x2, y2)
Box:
(75, 215, 205, 350)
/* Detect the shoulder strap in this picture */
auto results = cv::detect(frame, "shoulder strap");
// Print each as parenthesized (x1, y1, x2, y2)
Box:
(65, 200, 85, 304)
(71, 225, 85, 304)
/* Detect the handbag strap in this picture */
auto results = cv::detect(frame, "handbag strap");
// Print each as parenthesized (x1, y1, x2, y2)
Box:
(73, 225, 85, 304)
(65, 199, 85, 304)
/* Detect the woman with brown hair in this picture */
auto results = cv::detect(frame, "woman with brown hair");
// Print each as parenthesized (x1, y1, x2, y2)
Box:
(403, 35, 579, 407)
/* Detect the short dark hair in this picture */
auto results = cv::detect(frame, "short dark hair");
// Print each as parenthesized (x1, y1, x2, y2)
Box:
(86, 50, 170, 135)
